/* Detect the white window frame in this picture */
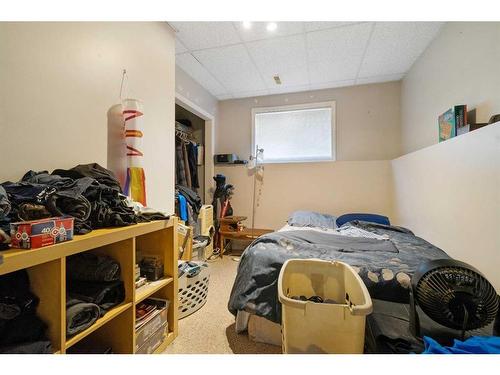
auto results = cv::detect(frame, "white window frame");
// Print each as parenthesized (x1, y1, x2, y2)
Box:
(251, 101, 336, 164)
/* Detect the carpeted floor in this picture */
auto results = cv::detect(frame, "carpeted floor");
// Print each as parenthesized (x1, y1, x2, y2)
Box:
(163, 256, 281, 354)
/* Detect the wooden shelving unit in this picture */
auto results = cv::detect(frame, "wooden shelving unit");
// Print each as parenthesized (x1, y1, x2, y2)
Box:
(0, 218, 179, 354)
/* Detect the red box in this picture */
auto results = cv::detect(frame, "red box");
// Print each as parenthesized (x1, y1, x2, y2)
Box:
(10, 216, 74, 249)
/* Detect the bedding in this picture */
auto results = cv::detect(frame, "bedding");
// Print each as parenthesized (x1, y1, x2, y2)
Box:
(228, 220, 450, 324)
(287, 210, 337, 229)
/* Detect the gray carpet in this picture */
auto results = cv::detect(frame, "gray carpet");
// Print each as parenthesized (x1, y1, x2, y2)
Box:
(163, 256, 281, 354)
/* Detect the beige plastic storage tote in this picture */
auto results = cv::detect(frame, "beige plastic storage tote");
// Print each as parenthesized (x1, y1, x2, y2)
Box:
(278, 259, 372, 354)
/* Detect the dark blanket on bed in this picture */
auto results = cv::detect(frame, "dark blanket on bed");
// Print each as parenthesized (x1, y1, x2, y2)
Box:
(228, 221, 450, 324)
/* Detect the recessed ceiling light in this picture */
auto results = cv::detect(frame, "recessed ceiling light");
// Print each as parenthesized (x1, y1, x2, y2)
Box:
(242, 21, 252, 29)
(266, 22, 277, 32)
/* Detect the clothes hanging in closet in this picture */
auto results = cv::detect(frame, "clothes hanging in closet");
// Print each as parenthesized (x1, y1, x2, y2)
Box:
(175, 138, 199, 191)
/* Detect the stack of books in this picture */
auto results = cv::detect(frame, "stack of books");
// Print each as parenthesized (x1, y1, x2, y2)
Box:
(438, 105, 467, 142)
(135, 301, 162, 330)
(135, 263, 147, 289)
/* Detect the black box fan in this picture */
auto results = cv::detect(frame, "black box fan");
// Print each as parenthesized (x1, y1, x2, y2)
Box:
(409, 259, 499, 340)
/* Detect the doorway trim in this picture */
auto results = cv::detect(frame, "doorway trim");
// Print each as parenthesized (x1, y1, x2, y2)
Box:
(175, 93, 215, 204)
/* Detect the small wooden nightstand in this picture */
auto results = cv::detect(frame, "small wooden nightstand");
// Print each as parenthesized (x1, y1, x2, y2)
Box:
(218, 227, 273, 258)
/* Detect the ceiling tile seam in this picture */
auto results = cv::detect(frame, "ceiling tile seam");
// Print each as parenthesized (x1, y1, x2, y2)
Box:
(184, 52, 232, 96)
(178, 22, 370, 55)
(353, 22, 376, 85)
(231, 22, 270, 94)
(304, 21, 368, 35)
(303, 32, 312, 90)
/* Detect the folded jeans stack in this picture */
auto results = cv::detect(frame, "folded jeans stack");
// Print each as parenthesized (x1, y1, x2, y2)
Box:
(0, 270, 52, 354)
(66, 253, 125, 337)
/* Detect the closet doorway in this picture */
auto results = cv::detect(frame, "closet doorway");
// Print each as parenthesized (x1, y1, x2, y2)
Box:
(175, 94, 215, 204)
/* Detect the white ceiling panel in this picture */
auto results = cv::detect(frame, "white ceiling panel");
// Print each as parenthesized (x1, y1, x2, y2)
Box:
(172, 21, 444, 100)
(175, 53, 227, 95)
(262, 68, 309, 89)
(233, 22, 304, 42)
(170, 22, 241, 51)
(230, 89, 270, 99)
(358, 22, 444, 77)
(246, 34, 308, 86)
(309, 80, 356, 91)
(193, 44, 267, 93)
(307, 22, 373, 63)
(356, 73, 404, 85)
(304, 22, 361, 32)
(307, 23, 373, 82)
(267, 83, 311, 96)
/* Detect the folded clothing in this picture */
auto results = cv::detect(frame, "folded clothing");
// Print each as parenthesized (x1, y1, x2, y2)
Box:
(0, 185, 11, 218)
(66, 298, 100, 337)
(68, 280, 125, 312)
(0, 340, 52, 354)
(0, 313, 47, 347)
(67, 253, 121, 282)
(423, 336, 500, 354)
(0, 270, 39, 320)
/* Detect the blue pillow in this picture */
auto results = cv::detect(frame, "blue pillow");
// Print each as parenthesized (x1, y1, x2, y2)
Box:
(288, 211, 337, 229)
(336, 213, 390, 227)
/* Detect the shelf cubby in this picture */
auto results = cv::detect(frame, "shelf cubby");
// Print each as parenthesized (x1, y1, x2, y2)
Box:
(0, 219, 178, 354)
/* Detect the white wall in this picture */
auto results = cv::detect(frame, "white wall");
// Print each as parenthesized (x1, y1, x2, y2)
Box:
(401, 22, 500, 154)
(0, 22, 176, 213)
(392, 123, 500, 290)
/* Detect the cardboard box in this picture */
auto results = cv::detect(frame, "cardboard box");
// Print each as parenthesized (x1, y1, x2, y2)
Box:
(10, 216, 74, 249)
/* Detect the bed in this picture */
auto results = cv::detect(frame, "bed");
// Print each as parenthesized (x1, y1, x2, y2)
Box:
(227, 212, 451, 346)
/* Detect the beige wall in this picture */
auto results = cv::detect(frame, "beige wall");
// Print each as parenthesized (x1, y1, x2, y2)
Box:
(217, 161, 393, 230)
(215, 81, 400, 229)
(0, 22, 176, 213)
(401, 22, 500, 154)
(216, 81, 401, 161)
(175, 66, 218, 117)
(392, 122, 500, 290)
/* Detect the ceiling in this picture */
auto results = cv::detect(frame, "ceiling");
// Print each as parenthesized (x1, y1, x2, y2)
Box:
(171, 22, 444, 100)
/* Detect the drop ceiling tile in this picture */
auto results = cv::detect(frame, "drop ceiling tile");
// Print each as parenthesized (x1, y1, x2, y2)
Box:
(175, 38, 188, 54)
(230, 89, 270, 99)
(262, 68, 309, 89)
(175, 53, 227, 96)
(267, 83, 311, 95)
(356, 73, 405, 85)
(309, 80, 356, 91)
(358, 22, 444, 77)
(233, 22, 304, 42)
(216, 93, 234, 100)
(304, 22, 360, 32)
(170, 22, 240, 51)
(246, 34, 308, 85)
(307, 22, 373, 82)
(193, 44, 267, 93)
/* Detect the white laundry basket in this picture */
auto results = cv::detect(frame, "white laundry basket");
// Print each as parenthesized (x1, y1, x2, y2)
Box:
(278, 259, 372, 354)
(178, 261, 210, 319)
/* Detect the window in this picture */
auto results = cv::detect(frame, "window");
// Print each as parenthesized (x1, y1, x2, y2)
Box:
(252, 102, 335, 163)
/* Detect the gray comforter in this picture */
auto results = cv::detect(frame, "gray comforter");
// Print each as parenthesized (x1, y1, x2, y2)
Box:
(228, 221, 449, 324)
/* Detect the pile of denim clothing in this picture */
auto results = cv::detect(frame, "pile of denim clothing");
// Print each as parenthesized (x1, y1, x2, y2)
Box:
(66, 253, 125, 337)
(0, 163, 169, 250)
(0, 270, 52, 354)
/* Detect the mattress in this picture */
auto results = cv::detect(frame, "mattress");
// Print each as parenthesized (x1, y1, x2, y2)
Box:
(229, 220, 450, 324)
